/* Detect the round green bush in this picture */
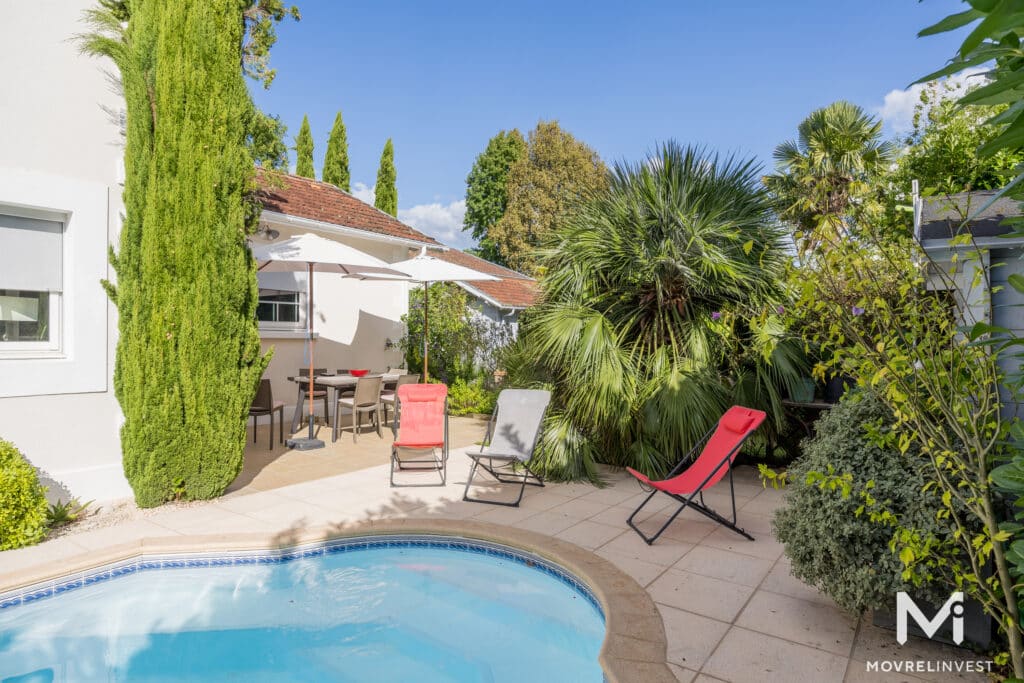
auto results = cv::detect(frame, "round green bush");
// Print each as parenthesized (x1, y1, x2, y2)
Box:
(773, 392, 948, 614)
(0, 439, 48, 550)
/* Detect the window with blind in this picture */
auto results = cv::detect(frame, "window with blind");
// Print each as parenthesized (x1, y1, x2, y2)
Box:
(0, 212, 63, 351)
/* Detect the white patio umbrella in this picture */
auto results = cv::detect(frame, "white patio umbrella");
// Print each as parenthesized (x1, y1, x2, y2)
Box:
(251, 233, 408, 450)
(352, 247, 498, 382)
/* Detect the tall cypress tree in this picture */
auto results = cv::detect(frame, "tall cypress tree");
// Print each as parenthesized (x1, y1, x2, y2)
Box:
(294, 114, 315, 178)
(322, 110, 350, 191)
(84, 0, 268, 506)
(374, 138, 398, 216)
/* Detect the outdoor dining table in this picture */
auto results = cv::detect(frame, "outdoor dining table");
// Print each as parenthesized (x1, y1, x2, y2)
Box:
(287, 372, 401, 439)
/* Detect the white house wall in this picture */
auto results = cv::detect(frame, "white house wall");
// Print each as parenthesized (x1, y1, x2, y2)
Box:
(255, 225, 410, 421)
(0, 1, 131, 501)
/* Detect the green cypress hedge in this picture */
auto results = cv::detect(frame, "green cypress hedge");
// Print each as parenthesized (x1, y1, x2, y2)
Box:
(109, 2, 268, 507)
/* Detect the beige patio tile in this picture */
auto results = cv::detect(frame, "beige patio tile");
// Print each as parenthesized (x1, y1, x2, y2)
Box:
(673, 546, 774, 588)
(554, 520, 625, 550)
(595, 547, 671, 587)
(849, 614, 989, 682)
(620, 489, 677, 513)
(669, 663, 698, 682)
(147, 506, 261, 535)
(70, 520, 180, 550)
(515, 491, 577, 512)
(736, 589, 857, 656)
(514, 510, 585, 536)
(0, 537, 92, 579)
(692, 675, 729, 683)
(578, 485, 640, 506)
(659, 604, 730, 671)
(700, 526, 785, 561)
(760, 558, 836, 607)
(648, 568, 755, 622)
(472, 504, 542, 525)
(843, 661, 926, 682)
(703, 626, 849, 683)
(588, 504, 636, 528)
(599, 529, 695, 567)
(545, 497, 614, 520)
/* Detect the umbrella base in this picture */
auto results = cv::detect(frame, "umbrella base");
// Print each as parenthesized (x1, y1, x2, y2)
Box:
(286, 437, 325, 451)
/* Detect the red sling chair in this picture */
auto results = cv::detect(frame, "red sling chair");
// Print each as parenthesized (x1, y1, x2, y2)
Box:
(626, 406, 766, 545)
(390, 384, 449, 487)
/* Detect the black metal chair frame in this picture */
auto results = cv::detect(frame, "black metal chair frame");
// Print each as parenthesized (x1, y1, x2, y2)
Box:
(390, 395, 449, 487)
(249, 379, 285, 450)
(626, 423, 754, 545)
(462, 405, 547, 507)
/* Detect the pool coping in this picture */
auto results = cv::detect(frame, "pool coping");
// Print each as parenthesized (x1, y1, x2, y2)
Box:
(0, 519, 674, 683)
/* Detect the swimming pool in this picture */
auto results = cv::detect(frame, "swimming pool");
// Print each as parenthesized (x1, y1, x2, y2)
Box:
(0, 536, 605, 682)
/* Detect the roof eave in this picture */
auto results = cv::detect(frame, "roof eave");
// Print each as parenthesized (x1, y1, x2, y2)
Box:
(260, 210, 446, 250)
(456, 281, 530, 311)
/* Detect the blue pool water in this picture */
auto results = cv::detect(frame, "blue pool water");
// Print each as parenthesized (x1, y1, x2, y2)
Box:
(0, 538, 605, 682)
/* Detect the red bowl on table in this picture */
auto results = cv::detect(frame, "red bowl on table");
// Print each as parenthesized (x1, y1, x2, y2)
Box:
(350, 369, 370, 377)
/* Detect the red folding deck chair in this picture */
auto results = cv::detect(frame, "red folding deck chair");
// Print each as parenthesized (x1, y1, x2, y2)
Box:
(390, 383, 449, 486)
(626, 406, 766, 545)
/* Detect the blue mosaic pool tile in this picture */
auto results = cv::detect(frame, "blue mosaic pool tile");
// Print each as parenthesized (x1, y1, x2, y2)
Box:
(0, 534, 604, 617)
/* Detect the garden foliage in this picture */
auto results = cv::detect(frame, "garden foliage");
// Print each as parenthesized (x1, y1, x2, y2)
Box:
(774, 393, 950, 614)
(463, 129, 526, 264)
(375, 138, 398, 216)
(508, 142, 805, 481)
(294, 114, 315, 178)
(0, 439, 48, 551)
(322, 110, 350, 191)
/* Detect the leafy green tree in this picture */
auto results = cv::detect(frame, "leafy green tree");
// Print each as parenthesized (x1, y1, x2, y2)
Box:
(871, 80, 1024, 237)
(294, 114, 315, 178)
(463, 129, 526, 264)
(247, 108, 289, 170)
(400, 283, 478, 384)
(764, 101, 893, 253)
(509, 142, 804, 480)
(81, 0, 276, 506)
(375, 138, 398, 216)
(490, 121, 607, 276)
(322, 110, 350, 191)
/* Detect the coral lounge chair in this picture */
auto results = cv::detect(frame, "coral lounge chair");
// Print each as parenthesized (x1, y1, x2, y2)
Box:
(626, 406, 766, 545)
(390, 383, 449, 486)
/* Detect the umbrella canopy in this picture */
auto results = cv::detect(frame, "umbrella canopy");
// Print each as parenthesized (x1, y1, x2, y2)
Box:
(351, 247, 499, 382)
(250, 233, 408, 449)
(252, 232, 401, 276)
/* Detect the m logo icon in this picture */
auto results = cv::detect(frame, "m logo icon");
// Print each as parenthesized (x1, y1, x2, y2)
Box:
(896, 592, 964, 645)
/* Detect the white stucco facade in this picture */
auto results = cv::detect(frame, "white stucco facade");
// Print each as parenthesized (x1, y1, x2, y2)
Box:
(0, 1, 131, 501)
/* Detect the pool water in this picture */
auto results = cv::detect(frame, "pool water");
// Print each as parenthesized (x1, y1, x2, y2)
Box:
(0, 541, 605, 682)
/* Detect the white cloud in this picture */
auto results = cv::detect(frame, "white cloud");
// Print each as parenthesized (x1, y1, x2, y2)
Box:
(399, 200, 472, 249)
(876, 67, 990, 135)
(351, 181, 375, 204)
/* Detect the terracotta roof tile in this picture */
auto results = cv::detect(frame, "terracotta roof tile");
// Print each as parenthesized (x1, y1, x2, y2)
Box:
(256, 170, 440, 246)
(425, 249, 538, 309)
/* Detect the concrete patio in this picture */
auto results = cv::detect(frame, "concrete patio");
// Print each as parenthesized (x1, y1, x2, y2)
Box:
(0, 439, 990, 683)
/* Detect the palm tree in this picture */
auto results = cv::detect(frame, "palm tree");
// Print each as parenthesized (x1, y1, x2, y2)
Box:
(764, 101, 893, 253)
(508, 142, 806, 481)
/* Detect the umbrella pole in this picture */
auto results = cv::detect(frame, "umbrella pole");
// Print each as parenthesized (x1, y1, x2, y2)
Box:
(307, 261, 315, 440)
(287, 261, 325, 450)
(423, 281, 429, 383)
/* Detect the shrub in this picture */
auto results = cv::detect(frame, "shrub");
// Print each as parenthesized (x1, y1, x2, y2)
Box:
(773, 392, 948, 614)
(448, 377, 498, 416)
(0, 439, 48, 551)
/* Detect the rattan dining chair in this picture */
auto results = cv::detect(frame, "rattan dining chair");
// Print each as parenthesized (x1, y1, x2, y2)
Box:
(381, 374, 420, 425)
(334, 375, 384, 442)
(249, 379, 285, 450)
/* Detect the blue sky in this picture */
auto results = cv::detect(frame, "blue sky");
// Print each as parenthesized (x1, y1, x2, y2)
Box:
(250, 0, 970, 249)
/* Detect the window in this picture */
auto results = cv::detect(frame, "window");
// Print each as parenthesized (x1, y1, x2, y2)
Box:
(256, 289, 303, 329)
(0, 212, 62, 353)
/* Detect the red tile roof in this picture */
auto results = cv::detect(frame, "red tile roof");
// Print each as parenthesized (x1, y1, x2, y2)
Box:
(430, 249, 539, 309)
(256, 170, 440, 246)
